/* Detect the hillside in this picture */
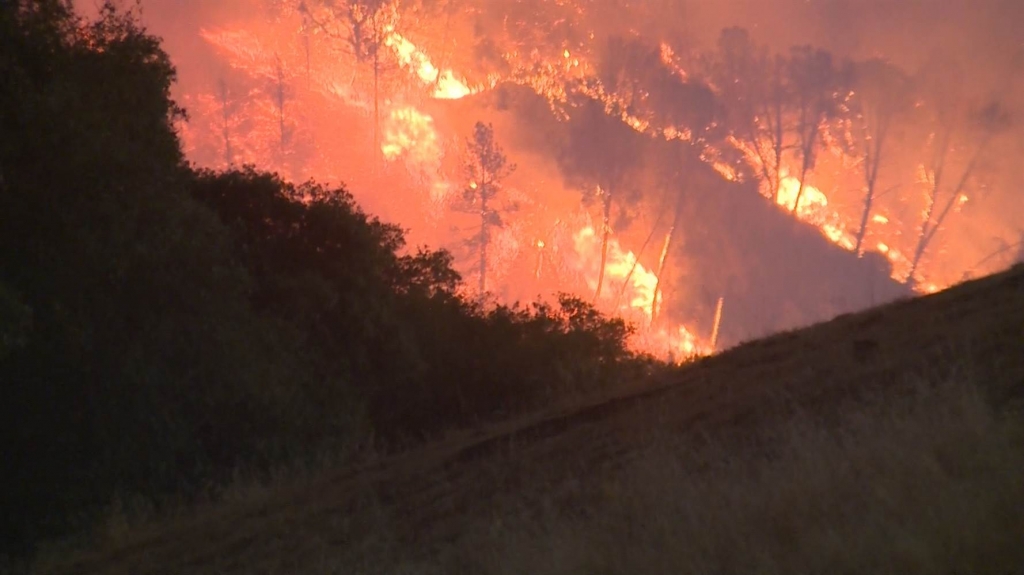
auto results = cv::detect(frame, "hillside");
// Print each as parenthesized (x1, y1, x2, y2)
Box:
(438, 85, 912, 347)
(40, 263, 1024, 575)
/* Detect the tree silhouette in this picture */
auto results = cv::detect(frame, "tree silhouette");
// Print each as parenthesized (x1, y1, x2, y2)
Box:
(301, 0, 401, 164)
(908, 97, 1010, 285)
(559, 96, 644, 301)
(705, 28, 793, 202)
(845, 58, 913, 254)
(217, 78, 236, 166)
(459, 122, 516, 297)
(787, 45, 842, 215)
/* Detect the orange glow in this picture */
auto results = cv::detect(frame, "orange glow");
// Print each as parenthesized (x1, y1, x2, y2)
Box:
(385, 31, 476, 100)
(172, 1, 1008, 364)
(571, 224, 711, 360)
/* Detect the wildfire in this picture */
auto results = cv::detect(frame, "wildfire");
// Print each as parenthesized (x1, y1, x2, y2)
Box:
(775, 175, 857, 250)
(381, 106, 440, 161)
(385, 30, 476, 99)
(571, 224, 711, 360)
(178, 0, 991, 364)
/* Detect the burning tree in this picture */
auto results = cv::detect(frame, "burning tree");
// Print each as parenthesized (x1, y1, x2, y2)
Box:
(845, 58, 913, 255)
(595, 41, 723, 324)
(459, 121, 516, 297)
(559, 95, 645, 302)
(908, 96, 1010, 285)
(786, 45, 844, 215)
(471, 0, 589, 79)
(704, 27, 793, 202)
(647, 141, 703, 325)
(216, 79, 236, 165)
(301, 0, 402, 161)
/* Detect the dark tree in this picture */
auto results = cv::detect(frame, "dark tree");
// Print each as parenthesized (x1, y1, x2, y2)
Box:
(908, 98, 1010, 284)
(705, 27, 793, 202)
(787, 45, 843, 215)
(845, 58, 913, 254)
(218, 78, 236, 165)
(458, 122, 516, 297)
(559, 96, 645, 301)
(273, 55, 288, 153)
(301, 0, 400, 163)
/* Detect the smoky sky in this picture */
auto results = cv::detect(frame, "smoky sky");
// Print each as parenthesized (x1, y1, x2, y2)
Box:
(680, 0, 1024, 80)
(75, 0, 1024, 91)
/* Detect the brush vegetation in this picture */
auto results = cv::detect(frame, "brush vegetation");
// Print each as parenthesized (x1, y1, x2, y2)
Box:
(0, 1, 652, 558)
(29, 370, 1024, 575)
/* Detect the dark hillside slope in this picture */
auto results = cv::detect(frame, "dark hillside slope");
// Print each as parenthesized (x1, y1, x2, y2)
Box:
(45, 264, 1024, 575)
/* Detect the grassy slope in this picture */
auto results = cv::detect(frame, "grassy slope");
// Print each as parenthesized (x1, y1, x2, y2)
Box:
(39, 264, 1024, 575)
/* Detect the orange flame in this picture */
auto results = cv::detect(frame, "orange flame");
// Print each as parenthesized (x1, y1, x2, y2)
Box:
(571, 224, 711, 360)
(385, 30, 476, 99)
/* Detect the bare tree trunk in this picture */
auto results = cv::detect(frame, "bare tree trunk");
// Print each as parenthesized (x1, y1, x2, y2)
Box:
(651, 198, 683, 325)
(594, 189, 612, 302)
(709, 296, 725, 351)
(218, 79, 233, 166)
(479, 181, 489, 296)
(772, 85, 784, 202)
(534, 243, 544, 280)
(854, 116, 889, 254)
(791, 103, 817, 214)
(853, 185, 875, 254)
(303, 32, 311, 88)
(908, 182, 964, 283)
(791, 147, 812, 214)
(907, 138, 987, 284)
(854, 146, 882, 254)
(907, 180, 940, 284)
(434, 0, 455, 90)
(273, 57, 286, 155)
(615, 208, 666, 309)
(372, 49, 380, 171)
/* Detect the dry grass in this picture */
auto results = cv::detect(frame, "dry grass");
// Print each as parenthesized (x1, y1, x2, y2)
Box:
(59, 372, 1020, 575)
(29, 266, 1024, 575)
(444, 376, 1024, 575)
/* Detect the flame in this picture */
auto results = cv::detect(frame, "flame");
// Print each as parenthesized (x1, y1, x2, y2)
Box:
(384, 31, 476, 100)
(179, 1, 995, 363)
(776, 175, 857, 251)
(381, 106, 439, 161)
(570, 224, 711, 360)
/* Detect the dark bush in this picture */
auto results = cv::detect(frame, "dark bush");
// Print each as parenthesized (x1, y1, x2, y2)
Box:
(0, 0, 651, 558)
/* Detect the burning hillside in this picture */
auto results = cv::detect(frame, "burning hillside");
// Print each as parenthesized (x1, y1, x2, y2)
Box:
(110, 0, 1024, 356)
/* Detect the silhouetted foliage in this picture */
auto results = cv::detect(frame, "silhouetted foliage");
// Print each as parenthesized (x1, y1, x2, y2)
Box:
(456, 121, 517, 296)
(0, 1, 646, 558)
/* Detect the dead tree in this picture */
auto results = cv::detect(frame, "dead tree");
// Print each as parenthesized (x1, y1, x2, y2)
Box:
(907, 101, 1009, 285)
(218, 78, 235, 166)
(706, 28, 792, 202)
(301, 0, 400, 164)
(847, 59, 911, 254)
(787, 46, 841, 215)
